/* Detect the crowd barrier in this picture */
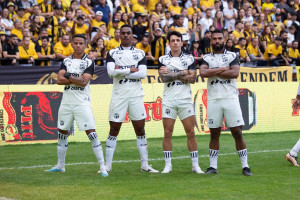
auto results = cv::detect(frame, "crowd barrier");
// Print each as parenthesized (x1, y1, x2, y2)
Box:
(0, 66, 298, 145)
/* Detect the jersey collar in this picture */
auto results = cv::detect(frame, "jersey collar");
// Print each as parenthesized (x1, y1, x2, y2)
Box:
(71, 53, 87, 59)
(168, 50, 183, 58)
(211, 48, 227, 56)
(119, 45, 135, 50)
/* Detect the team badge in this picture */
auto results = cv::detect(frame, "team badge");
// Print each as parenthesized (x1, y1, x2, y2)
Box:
(181, 61, 187, 67)
(133, 54, 138, 60)
(60, 121, 64, 126)
(114, 113, 120, 119)
(209, 119, 214, 124)
(80, 63, 85, 70)
(165, 109, 170, 114)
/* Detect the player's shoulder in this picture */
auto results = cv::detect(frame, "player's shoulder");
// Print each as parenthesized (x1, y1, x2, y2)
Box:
(158, 54, 170, 63)
(133, 47, 145, 56)
(203, 53, 213, 62)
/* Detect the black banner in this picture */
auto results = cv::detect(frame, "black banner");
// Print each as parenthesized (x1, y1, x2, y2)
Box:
(0, 66, 113, 84)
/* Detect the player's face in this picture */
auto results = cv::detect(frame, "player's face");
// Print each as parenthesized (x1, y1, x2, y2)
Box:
(72, 37, 86, 54)
(120, 27, 133, 46)
(211, 33, 225, 51)
(169, 35, 183, 51)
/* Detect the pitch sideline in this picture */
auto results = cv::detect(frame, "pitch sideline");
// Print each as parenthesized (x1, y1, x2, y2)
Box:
(0, 149, 290, 171)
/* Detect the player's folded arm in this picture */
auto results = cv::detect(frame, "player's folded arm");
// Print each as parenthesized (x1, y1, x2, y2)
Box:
(158, 59, 185, 83)
(106, 51, 130, 78)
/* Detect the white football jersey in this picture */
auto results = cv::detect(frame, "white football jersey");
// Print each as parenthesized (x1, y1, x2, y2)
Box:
(107, 46, 146, 98)
(60, 54, 94, 105)
(159, 52, 196, 101)
(202, 50, 240, 100)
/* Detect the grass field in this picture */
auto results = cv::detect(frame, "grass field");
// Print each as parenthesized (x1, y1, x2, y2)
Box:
(1, 131, 300, 200)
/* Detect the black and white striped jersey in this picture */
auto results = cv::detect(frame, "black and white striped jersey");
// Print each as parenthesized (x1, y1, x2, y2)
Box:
(158, 52, 196, 101)
(60, 54, 94, 105)
(202, 49, 239, 100)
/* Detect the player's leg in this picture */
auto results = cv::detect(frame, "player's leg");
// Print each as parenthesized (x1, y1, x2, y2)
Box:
(106, 97, 127, 171)
(286, 138, 300, 166)
(162, 117, 176, 173)
(129, 96, 158, 173)
(224, 98, 252, 176)
(205, 99, 223, 174)
(46, 105, 73, 172)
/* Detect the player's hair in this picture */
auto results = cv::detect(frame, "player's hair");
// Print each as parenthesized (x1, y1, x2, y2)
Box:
(72, 34, 87, 44)
(211, 29, 224, 37)
(167, 31, 182, 42)
(120, 24, 132, 32)
(41, 36, 49, 41)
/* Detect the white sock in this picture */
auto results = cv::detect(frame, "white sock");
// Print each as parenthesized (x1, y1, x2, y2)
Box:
(209, 149, 219, 169)
(163, 151, 172, 166)
(137, 135, 148, 168)
(290, 138, 300, 157)
(190, 151, 199, 167)
(106, 135, 117, 165)
(88, 132, 105, 170)
(238, 149, 249, 169)
(57, 132, 68, 169)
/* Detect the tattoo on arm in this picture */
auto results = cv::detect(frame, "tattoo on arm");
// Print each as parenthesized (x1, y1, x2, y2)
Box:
(159, 70, 185, 82)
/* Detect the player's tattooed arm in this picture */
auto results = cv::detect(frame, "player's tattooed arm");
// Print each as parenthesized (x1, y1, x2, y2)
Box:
(57, 70, 72, 85)
(68, 73, 93, 87)
(199, 64, 230, 78)
(180, 69, 197, 84)
(159, 66, 186, 82)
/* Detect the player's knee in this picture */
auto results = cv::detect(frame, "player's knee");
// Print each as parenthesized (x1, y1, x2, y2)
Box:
(164, 129, 173, 138)
(110, 126, 120, 136)
(186, 130, 195, 139)
(135, 128, 145, 136)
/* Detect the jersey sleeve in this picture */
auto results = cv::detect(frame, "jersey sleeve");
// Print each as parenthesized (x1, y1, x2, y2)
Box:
(229, 55, 239, 66)
(83, 60, 95, 75)
(188, 56, 196, 70)
(158, 57, 164, 70)
(200, 58, 209, 66)
(60, 60, 67, 70)
(138, 55, 147, 66)
(106, 51, 115, 63)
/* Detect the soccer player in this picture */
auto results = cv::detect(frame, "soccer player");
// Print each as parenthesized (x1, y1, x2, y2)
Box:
(285, 86, 300, 167)
(200, 29, 253, 176)
(46, 34, 108, 177)
(158, 31, 203, 174)
(105, 25, 159, 173)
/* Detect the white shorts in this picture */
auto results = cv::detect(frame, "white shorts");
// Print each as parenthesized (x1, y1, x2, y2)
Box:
(162, 98, 195, 120)
(207, 98, 245, 128)
(57, 104, 96, 131)
(109, 96, 146, 122)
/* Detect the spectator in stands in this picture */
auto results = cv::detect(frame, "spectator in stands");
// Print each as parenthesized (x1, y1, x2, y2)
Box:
(1, 8, 14, 36)
(287, 12, 300, 28)
(287, 25, 296, 47)
(109, 19, 120, 38)
(211, 0, 221, 18)
(247, 37, 265, 67)
(36, 36, 56, 66)
(132, 0, 146, 15)
(277, 0, 294, 21)
(262, 0, 276, 16)
(132, 34, 138, 46)
(190, 40, 203, 65)
(170, 14, 187, 35)
(71, 15, 90, 40)
(199, 9, 213, 36)
(263, 36, 289, 66)
(48, 4, 63, 43)
(91, 37, 106, 65)
(234, 37, 250, 65)
(11, 19, 23, 41)
(150, 3, 165, 21)
(18, 36, 38, 66)
(149, 27, 167, 64)
(30, 15, 42, 42)
(54, 34, 74, 60)
(244, 7, 254, 25)
(57, 17, 70, 40)
(180, 8, 189, 30)
(225, 38, 234, 51)
(90, 11, 105, 39)
(232, 21, 244, 40)
(168, 0, 181, 16)
(288, 40, 300, 66)
(132, 14, 147, 41)
(223, 0, 238, 31)
(30, 5, 44, 23)
(120, 13, 130, 27)
(14, 6, 30, 25)
(108, 12, 122, 30)
(243, 22, 252, 44)
(200, 0, 215, 13)
(238, 9, 246, 23)
(78, 0, 95, 17)
(200, 30, 212, 54)
(160, 11, 173, 29)
(117, 0, 135, 19)
(260, 26, 274, 53)
(135, 36, 155, 61)
(106, 29, 121, 51)
(212, 10, 224, 31)
(187, 0, 202, 20)
(2, 34, 19, 65)
(39, 0, 54, 18)
(274, 13, 285, 36)
(189, 13, 198, 33)
(256, 12, 267, 33)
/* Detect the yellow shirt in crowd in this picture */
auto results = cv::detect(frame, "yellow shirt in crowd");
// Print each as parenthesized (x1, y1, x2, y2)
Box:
(54, 41, 74, 56)
(247, 43, 260, 57)
(18, 45, 38, 59)
(263, 44, 282, 60)
(106, 38, 121, 51)
(234, 44, 247, 58)
(73, 24, 89, 35)
(168, 5, 181, 15)
(11, 28, 23, 40)
(200, 0, 214, 8)
(187, 7, 201, 16)
(135, 42, 151, 54)
(288, 48, 300, 59)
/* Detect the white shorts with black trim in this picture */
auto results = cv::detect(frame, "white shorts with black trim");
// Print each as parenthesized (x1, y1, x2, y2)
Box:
(162, 98, 195, 120)
(57, 104, 96, 131)
(207, 98, 245, 128)
(109, 96, 146, 122)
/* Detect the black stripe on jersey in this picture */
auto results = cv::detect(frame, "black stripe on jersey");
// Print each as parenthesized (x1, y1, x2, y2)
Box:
(138, 56, 147, 66)
(106, 51, 115, 63)
(188, 61, 196, 70)
(83, 60, 95, 76)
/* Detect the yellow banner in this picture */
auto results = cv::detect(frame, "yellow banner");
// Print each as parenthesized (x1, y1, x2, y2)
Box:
(0, 82, 299, 145)
(142, 67, 293, 83)
(295, 66, 300, 82)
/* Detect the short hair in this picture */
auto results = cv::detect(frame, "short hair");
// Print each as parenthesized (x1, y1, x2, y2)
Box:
(235, 21, 242, 26)
(10, 34, 18, 38)
(41, 36, 49, 41)
(211, 29, 224, 36)
(167, 31, 182, 41)
(292, 40, 298, 44)
(251, 37, 259, 42)
(72, 34, 86, 43)
(23, 36, 30, 40)
(141, 35, 148, 41)
(120, 24, 132, 32)
(239, 37, 246, 42)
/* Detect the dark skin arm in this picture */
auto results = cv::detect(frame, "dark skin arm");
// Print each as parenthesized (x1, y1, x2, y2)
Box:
(217, 64, 240, 79)
(199, 64, 230, 78)
(180, 69, 197, 84)
(57, 69, 92, 87)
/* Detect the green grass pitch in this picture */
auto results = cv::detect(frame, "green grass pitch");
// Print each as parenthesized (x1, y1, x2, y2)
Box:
(1, 131, 300, 200)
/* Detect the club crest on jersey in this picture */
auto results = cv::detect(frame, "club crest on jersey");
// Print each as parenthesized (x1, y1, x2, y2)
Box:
(165, 109, 170, 114)
(222, 56, 229, 63)
(181, 61, 187, 66)
(133, 54, 138, 60)
(114, 113, 120, 119)
(60, 121, 64, 126)
(209, 119, 214, 124)
(80, 63, 86, 70)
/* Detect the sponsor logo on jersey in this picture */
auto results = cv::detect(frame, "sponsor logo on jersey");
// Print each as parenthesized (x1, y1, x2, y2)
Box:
(64, 86, 85, 91)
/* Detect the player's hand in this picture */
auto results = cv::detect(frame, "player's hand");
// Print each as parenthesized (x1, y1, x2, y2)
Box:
(183, 69, 189, 75)
(130, 67, 139, 73)
(179, 75, 188, 83)
(292, 96, 300, 111)
(115, 65, 119, 69)
(159, 66, 168, 74)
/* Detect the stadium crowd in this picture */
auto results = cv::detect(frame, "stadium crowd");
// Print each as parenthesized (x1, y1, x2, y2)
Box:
(0, 0, 300, 68)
